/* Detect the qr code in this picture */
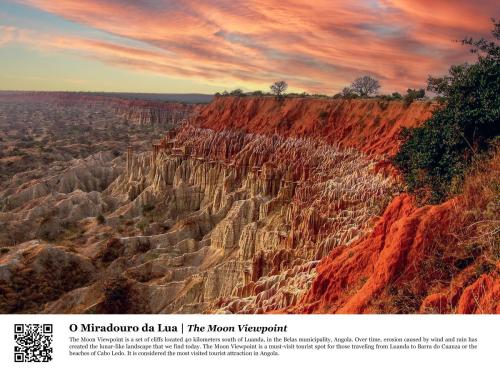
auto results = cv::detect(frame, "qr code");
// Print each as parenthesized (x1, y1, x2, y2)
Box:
(14, 324, 53, 362)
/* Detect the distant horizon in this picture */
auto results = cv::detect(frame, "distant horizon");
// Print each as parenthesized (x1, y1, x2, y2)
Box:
(0, 89, 214, 95)
(0, 90, 215, 104)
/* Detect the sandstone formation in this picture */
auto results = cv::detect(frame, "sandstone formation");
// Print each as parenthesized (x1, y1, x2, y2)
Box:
(196, 97, 436, 156)
(42, 125, 395, 313)
(113, 100, 195, 127)
(0, 240, 96, 313)
(0, 91, 199, 127)
(293, 192, 499, 314)
(293, 150, 500, 314)
(0, 152, 122, 246)
(1, 95, 496, 315)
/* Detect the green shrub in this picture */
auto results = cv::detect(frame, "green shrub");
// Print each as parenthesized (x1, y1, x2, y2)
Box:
(229, 89, 245, 97)
(340, 87, 359, 99)
(101, 237, 124, 263)
(136, 219, 148, 233)
(403, 88, 425, 107)
(142, 203, 155, 213)
(96, 213, 106, 224)
(101, 277, 130, 314)
(391, 92, 403, 100)
(394, 20, 500, 203)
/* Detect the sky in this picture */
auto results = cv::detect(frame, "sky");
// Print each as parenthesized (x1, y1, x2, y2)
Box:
(0, 0, 497, 94)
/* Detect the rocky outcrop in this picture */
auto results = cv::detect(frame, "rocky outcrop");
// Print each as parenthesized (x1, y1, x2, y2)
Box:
(0, 91, 199, 127)
(114, 101, 195, 127)
(293, 194, 452, 313)
(0, 152, 122, 245)
(38, 125, 396, 313)
(0, 240, 95, 313)
(195, 97, 436, 156)
(293, 191, 499, 314)
(455, 275, 500, 314)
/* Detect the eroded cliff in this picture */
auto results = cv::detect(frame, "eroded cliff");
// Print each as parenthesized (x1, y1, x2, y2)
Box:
(1, 96, 496, 314)
(0, 91, 199, 127)
(113, 100, 196, 127)
(196, 97, 436, 156)
(38, 125, 395, 313)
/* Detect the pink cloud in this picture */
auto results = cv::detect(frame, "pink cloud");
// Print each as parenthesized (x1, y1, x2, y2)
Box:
(10, 0, 498, 93)
(0, 25, 20, 46)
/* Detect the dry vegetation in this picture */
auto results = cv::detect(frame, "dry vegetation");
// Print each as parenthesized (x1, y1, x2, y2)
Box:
(380, 147, 499, 313)
(0, 101, 172, 191)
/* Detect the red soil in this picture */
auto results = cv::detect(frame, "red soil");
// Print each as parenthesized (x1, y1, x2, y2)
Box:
(455, 274, 500, 313)
(196, 97, 436, 156)
(291, 192, 499, 314)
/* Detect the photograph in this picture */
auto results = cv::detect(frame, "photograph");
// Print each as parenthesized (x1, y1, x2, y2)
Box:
(2, 2, 499, 373)
(0, 1, 498, 317)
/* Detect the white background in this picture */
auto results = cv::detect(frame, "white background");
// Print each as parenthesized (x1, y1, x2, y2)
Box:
(1, 314, 498, 374)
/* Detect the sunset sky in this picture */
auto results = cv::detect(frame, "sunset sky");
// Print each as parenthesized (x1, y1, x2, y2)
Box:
(0, 0, 497, 94)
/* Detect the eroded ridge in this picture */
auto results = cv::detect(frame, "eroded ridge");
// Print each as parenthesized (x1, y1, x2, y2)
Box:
(84, 126, 397, 313)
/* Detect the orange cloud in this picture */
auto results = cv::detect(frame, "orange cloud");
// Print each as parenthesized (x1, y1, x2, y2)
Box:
(10, 0, 498, 93)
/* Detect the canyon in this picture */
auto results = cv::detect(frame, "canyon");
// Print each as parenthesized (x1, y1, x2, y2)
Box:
(0, 93, 497, 314)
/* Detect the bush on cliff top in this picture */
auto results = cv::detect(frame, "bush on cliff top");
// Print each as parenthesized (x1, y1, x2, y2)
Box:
(394, 19, 500, 203)
(403, 88, 426, 107)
